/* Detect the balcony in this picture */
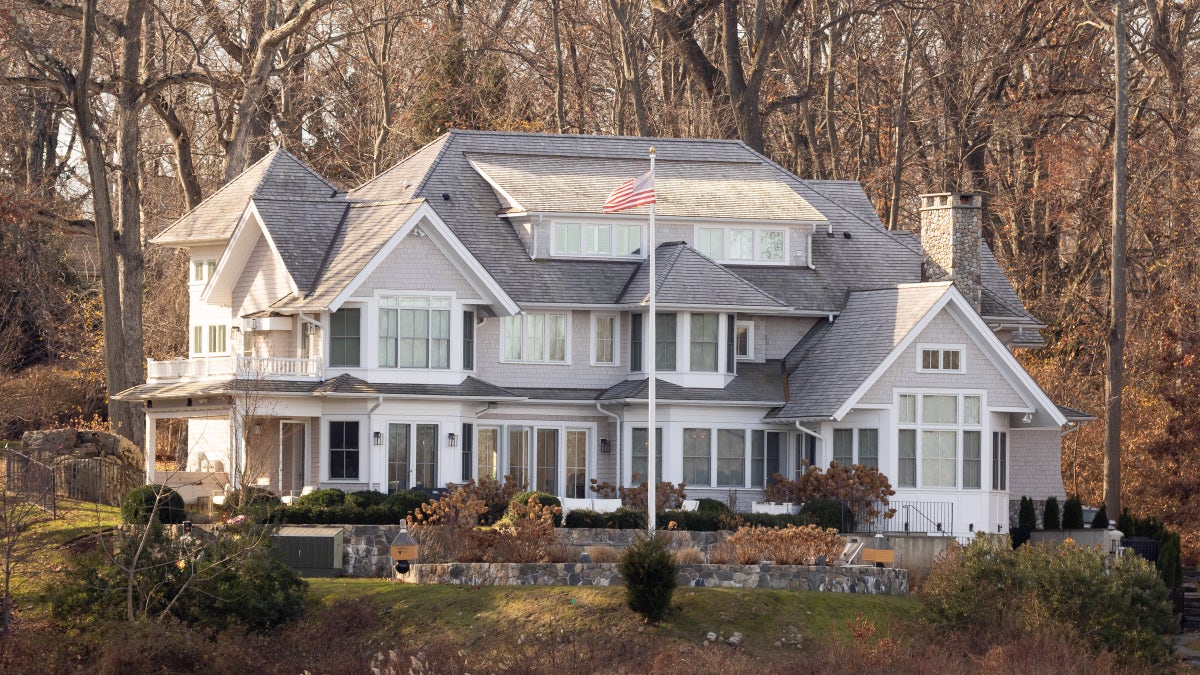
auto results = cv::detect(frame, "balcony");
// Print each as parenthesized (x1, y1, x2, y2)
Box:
(147, 356, 323, 382)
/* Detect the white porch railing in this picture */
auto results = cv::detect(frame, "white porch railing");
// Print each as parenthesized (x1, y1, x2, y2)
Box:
(147, 356, 322, 381)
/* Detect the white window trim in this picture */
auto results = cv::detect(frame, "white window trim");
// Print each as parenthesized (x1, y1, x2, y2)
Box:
(328, 304, 365, 369)
(373, 290, 455, 370)
(324, 416, 366, 483)
(917, 343, 966, 373)
(500, 312, 572, 365)
(382, 420, 441, 490)
(479, 420, 596, 498)
(734, 320, 755, 360)
(590, 312, 621, 366)
(895, 390, 986, 491)
(191, 324, 231, 356)
(550, 219, 645, 259)
(190, 258, 217, 285)
(692, 225, 789, 265)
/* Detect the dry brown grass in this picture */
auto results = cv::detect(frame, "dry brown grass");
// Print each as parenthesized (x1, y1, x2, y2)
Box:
(673, 547, 706, 564)
(585, 545, 621, 563)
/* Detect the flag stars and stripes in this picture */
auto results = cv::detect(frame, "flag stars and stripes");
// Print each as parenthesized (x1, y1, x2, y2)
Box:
(602, 170, 656, 213)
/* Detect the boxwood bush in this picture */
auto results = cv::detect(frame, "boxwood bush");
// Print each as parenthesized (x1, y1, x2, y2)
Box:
(295, 488, 346, 508)
(271, 490, 430, 525)
(122, 484, 186, 525)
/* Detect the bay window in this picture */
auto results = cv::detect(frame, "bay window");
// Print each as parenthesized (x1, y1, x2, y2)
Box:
(379, 296, 450, 369)
(696, 226, 787, 264)
(656, 313, 676, 370)
(690, 313, 719, 372)
(553, 221, 643, 257)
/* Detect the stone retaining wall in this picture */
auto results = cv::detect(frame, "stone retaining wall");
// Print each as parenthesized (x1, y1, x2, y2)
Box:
(398, 562, 907, 595)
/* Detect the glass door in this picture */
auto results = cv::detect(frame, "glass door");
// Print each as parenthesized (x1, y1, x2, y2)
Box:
(565, 429, 587, 498)
(535, 429, 559, 495)
(388, 423, 410, 493)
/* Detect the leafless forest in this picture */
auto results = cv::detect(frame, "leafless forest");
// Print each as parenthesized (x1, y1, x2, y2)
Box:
(0, 0, 1196, 558)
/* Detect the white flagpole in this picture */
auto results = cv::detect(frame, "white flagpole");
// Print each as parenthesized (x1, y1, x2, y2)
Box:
(647, 147, 657, 534)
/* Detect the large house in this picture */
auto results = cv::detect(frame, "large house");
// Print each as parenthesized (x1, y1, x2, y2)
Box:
(117, 131, 1089, 535)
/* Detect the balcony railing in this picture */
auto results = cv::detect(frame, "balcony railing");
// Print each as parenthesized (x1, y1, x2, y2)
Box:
(147, 356, 323, 381)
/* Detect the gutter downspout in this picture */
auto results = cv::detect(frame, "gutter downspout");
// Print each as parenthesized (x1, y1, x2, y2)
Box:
(595, 401, 623, 488)
(368, 396, 383, 491)
(793, 421, 822, 439)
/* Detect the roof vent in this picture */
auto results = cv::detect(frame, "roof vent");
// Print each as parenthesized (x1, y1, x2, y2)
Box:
(442, 193, 451, 201)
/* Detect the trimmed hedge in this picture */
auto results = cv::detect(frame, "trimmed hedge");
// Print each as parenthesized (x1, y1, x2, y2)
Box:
(271, 489, 430, 525)
(122, 485, 186, 525)
(563, 508, 823, 531)
(696, 498, 729, 514)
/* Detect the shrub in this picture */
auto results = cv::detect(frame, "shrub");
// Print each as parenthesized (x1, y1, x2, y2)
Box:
(588, 479, 687, 511)
(724, 525, 844, 565)
(490, 497, 561, 562)
(1062, 495, 1085, 529)
(658, 509, 721, 531)
(922, 535, 1175, 663)
(545, 544, 580, 563)
(295, 488, 345, 508)
(1043, 496, 1061, 530)
(1159, 531, 1183, 589)
(406, 488, 487, 563)
(606, 508, 647, 530)
(1091, 502, 1109, 530)
(564, 509, 608, 528)
(586, 545, 621, 563)
(122, 484, 186, 525)
(459, 475, 525, 525)
(696, 498, 729, 514)
(801, 498, 848, 531)
(1018, 496, 1038, 531)
(381, 490, 432, 519)
(1117, 508, 1136, 536)
(765, 463, 895, 523)
(708, 542, 737, 564)
(673, 547, 705, 564)
(618, 534, 676, 622)
(509, 491, 562, 526)
(344, 490, 387, 509)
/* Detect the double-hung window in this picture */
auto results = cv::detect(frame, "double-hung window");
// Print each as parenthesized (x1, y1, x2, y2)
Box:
(655, 313, 677, 370)
(716, 429, 745, 487)
(690, 313, 719, 372)
(330, 308, 361, 367)
(734, 321, 754, 359)
(631, 427, 663, 484)
(991, 431, 1008, 490)
(191, 259, 217, 284)
(380, 296, 450, 369)
(832, 428, 879, 469)
(897, 393, 983, 489)
(918, 345, 964, 372)
(682, 428, 711, 486)
(592, 314, 617, 365)
(191, 324, 230, 355)
(329, 421, 360, 480)
(503, 313, 568, 362)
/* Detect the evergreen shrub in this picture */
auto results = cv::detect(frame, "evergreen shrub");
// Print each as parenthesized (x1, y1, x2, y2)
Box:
(122, 484, 186, 525)
(618, 534, 676, 622)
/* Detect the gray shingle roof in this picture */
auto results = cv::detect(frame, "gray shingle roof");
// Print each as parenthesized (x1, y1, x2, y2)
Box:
(271, 200, 425, 311)
(112, 378, 320, 400)
(618, 242, 789, 308)
(1056, 403, 1096, 422)
(153, 149, 339, 245)
(769, 283, 950, 420)
(501, 387, 607, 401)
(598, 361, 786, 403)
(466, 152, 825, 221)
(253, 198, 348, 295)
(313, 373, 520, 399)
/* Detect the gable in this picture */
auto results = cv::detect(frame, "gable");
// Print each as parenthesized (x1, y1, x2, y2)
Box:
(857, 310, 1027, 409)
(351, 228, 483, 300)
(232, 235, 294, 317)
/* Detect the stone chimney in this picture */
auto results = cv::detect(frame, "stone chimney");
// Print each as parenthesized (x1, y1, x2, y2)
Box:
(920, 192, 982, 311)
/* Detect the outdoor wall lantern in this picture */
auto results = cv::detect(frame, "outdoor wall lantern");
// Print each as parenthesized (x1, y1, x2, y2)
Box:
(599, 438, 611, 453)
(447, 432, 459, 447)
(373, 431, 383, 446)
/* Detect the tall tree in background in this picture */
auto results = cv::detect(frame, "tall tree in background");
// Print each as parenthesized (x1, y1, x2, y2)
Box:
(1105, 0, 1129, 522)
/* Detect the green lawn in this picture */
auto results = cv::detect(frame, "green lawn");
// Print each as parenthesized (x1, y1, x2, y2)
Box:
(7, 498, 121, 606)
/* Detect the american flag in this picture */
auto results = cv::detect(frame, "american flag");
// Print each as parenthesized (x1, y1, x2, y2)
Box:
(602, 170, 656, 213)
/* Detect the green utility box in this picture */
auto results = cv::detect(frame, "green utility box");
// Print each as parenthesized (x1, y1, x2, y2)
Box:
(271, 526, 344, 577)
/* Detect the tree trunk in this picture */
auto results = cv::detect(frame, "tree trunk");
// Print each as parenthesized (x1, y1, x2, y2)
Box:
(1104, 0, 1128, 522)
(551, 0, 566, 133)
(887, 11, 913, 230)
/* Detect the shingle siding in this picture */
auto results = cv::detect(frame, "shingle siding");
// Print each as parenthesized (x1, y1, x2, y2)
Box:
(1008, 429, 1065, 500)
(354, 230, 482, 299)
(859, 311, 1026, 408)
(232, 235, 292, 317)
(474, 311, 630, 388)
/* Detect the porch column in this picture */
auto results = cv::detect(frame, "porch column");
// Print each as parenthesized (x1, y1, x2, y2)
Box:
(144, 413, 156, 485)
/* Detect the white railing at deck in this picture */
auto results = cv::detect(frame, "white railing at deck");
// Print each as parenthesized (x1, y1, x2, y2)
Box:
(147, 356, 322, 381)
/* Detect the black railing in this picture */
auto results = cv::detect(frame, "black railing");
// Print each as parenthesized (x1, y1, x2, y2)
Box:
(55, 457, 143, 506)
(4, 449, 56, 517)
(851, 500, 955, 536)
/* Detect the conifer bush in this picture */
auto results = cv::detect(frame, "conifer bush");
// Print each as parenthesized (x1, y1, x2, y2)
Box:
(618, 533, 676, 622)
(1042, 496, 1061, 530)
(122, 484, 186, 525)
(1062, 495, 1085, 529)
(1091, 503, 1109, 529)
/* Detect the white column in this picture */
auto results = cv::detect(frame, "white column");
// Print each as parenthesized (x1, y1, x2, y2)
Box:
(144, 413, 156, 485)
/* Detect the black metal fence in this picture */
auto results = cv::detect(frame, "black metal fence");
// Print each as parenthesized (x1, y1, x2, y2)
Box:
(852, 500, 956, 536)
(4, 449, 57, 517)
(3, 448, 144, 515)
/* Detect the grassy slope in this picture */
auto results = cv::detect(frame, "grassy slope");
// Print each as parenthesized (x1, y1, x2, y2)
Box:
(9, 499, 121, 606)
(307, 578, 919, 657)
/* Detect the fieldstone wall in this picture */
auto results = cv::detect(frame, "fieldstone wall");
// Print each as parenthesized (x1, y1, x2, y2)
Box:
(919, 193, 982, 311)
(556, 528, 728, 553)
(398, 562, 907, 595)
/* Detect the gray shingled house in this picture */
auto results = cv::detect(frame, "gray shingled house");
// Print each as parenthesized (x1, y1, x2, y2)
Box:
(116, 130, 1090, 535)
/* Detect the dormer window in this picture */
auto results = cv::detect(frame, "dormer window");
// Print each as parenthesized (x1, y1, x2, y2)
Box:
(552, 220, 643, 258)
(695, 226, 786, 264)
